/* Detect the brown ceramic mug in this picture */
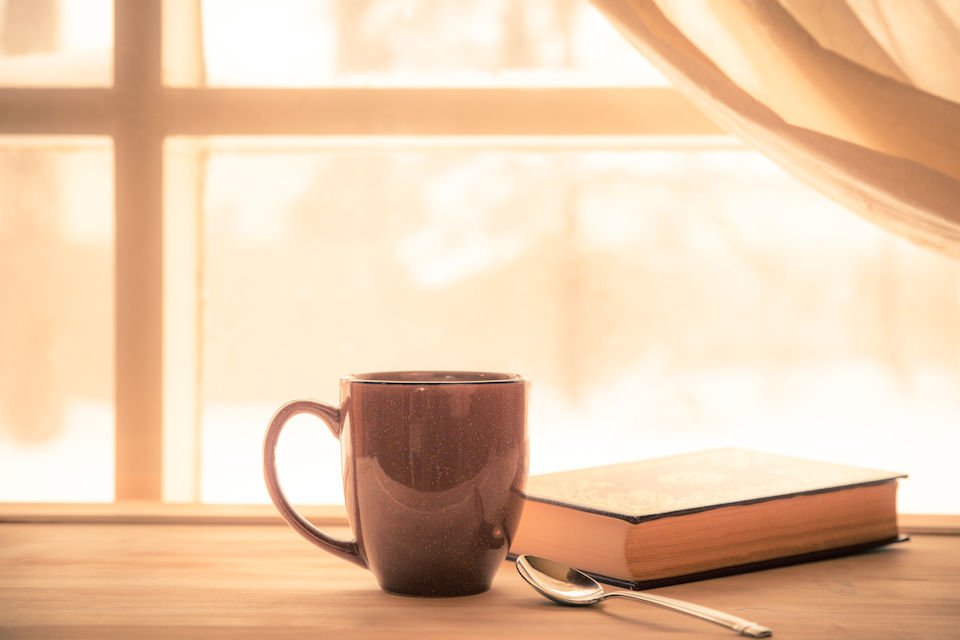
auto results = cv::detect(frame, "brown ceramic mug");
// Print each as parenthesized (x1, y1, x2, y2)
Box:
(263, 371, 528, 597)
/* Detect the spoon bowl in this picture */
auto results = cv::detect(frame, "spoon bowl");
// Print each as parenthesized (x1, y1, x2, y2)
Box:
(516, 555, 604, 606)
(516, 555, 772, 638)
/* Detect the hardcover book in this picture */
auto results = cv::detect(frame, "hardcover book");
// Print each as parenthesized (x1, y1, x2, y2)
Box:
(510, 449, 905, 589)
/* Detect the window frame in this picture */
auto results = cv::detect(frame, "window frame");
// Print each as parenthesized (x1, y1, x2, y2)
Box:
(0, 0, 720, 502)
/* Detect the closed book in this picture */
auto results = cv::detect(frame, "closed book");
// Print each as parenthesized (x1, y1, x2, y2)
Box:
(511, 449, 905, 589)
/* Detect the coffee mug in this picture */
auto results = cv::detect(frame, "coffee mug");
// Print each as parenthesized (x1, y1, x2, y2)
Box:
(263, 371, 528, 596)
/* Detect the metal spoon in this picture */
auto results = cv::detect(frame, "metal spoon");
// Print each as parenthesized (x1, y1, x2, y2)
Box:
(516, 555, 772, 638)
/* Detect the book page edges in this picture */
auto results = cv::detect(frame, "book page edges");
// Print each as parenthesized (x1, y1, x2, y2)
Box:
(624, 481, 900, 580)
(511, 480, 899, 583)
(511, 498, 633, 580)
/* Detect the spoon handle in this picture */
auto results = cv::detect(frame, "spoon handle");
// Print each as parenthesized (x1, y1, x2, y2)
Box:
(603, 590, 772, 637)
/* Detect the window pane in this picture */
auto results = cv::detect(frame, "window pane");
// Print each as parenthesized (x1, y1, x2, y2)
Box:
(0, 0, 112, 86)
(173, 138, 960, 513)
(168, 0, 665, 87)
(0, 137, 114, 501)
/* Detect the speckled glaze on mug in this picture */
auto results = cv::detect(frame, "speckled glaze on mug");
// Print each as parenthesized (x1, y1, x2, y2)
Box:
(264, 371, 528, 597)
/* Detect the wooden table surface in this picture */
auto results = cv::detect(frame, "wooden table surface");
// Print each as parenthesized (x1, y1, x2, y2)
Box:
(1, 523, 957, 639)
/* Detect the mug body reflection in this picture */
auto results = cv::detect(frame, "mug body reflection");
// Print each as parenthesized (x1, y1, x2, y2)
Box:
(263, 371, 528, 597)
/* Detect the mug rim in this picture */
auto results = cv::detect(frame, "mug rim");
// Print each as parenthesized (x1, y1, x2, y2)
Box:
(344, 371, 526, 385)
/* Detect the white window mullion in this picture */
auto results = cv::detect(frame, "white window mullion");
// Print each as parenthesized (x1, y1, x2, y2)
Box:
(163, 87, 720, 136)
(113, 0, 163, 501)
(0, 88, 112, 134)
(162, 138, 205, 503)
(161, 0, 206, 504)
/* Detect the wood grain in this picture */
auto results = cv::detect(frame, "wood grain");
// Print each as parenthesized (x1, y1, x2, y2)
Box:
(1, 523, 957, 639)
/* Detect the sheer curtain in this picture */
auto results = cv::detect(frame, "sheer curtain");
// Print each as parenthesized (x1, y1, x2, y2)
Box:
(591, 0, 960, 258)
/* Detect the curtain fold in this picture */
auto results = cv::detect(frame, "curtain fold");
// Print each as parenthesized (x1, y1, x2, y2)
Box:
(592, 0, 960, 258)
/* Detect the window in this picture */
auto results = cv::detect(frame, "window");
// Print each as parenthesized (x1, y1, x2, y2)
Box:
(2, 1, 958, 513)
(0, 136, 114, 501)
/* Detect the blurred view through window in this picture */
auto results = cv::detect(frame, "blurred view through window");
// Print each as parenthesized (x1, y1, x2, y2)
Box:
(0, 137, 114, 501)
(2, 1, 958, 513)
(0, 0, 112, 85)
(171, 0, 666, 87)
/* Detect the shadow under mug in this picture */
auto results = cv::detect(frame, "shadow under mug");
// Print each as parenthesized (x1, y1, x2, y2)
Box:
(263, 371, 529, 597)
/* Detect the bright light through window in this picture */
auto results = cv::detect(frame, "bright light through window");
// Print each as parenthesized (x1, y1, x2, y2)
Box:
(162, 137, 960, 512)
(0, 0, 112, 86)
(172, 0, 667, 87)
(0, 137, 114, 501)
(2, 1, 958, 516)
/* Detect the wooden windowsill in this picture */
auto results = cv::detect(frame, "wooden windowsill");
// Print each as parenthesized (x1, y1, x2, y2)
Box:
(1, 521, 958, 639)
(1, 502, 957, 534)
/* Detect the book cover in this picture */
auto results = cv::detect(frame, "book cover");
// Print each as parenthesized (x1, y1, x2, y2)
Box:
(524, 448, 905, 523)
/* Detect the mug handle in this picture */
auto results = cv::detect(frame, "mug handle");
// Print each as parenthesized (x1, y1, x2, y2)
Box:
(263, 399, 366, 568)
